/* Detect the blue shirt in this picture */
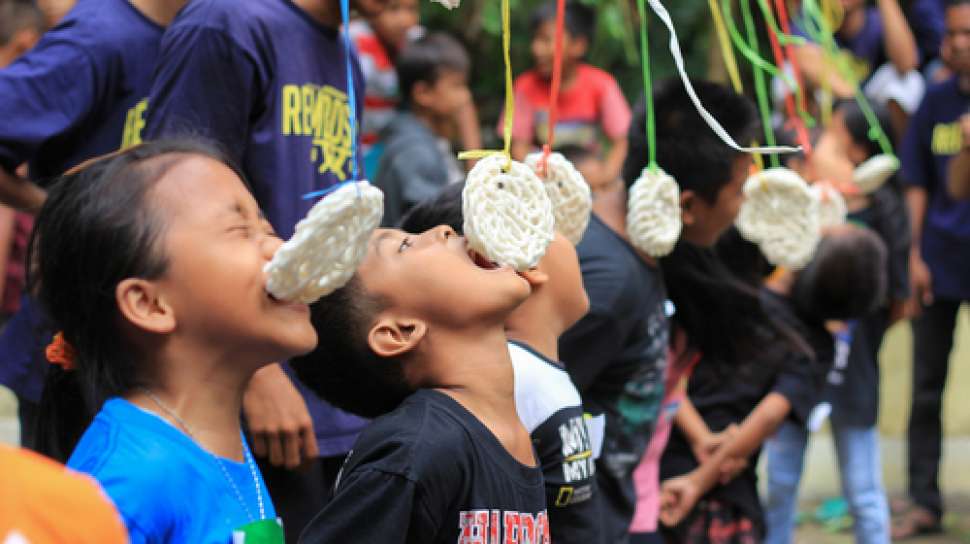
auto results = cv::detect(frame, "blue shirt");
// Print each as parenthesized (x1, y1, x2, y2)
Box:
(793, 8, 884, 84)
(0, 0, 163, 402)
(143, 0, 367, 454)
(900, 76, 970, 300)
(68, 399, 277, 544)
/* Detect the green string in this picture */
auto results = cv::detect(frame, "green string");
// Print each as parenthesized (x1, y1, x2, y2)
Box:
(636, 0, 658, 172)
(740, 0, 779, 168)
(721, 0, 793, 88)
(754, 0, 817, 128)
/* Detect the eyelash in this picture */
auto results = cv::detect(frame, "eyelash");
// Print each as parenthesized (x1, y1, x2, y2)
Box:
(398, 237, 413, 252)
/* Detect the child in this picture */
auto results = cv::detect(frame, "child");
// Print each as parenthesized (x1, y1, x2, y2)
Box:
(561, 78, 758, 544)
(658, 226, 888, 543)
(399, 182, 601, 543)
(374, 33, 471, 227)
(506, 0, 631, 185)
(292, 225, 550, 543)
(33, 140, 318, 542)
(764, 101, 910, 544)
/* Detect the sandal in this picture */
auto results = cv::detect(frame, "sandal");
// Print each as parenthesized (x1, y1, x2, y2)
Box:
(891, 505, 943, 540)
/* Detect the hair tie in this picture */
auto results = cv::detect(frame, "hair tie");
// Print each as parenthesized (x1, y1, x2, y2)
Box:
(46, 332, 77, 371)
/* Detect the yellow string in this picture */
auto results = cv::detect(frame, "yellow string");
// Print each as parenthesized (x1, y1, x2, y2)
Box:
(459, 0, 513, 170)
(708, 0, 743, 93)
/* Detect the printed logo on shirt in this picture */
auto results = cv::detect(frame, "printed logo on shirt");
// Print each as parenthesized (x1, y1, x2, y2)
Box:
(121, 98, 149, 149)
(457, 509, 551, 544)
(931, 121, 964, 156)
(280, 84, 354, 180)
(559, 415, 595, 485)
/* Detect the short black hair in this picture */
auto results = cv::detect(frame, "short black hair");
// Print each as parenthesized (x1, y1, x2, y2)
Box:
(399, 181, 465, 233)
(530, 0, 596, 43)
(836, 99, 894, 159)
(291, 277, 413, 418)
(792, 226, 889, 321)
(623, 79, 759, 203)
(947, 0, 970, 8)
(0, 0, 44, 45)
(396, 32, 470, 109)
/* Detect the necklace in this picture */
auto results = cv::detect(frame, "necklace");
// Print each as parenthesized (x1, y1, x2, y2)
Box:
(140, 387, 265, 522)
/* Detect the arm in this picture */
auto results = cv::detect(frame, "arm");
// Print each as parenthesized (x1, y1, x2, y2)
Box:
(793, 44, 857, 98)
(602, 138, 628, 188)
(243, 364, 318, 469)
(947, 114, 970, 200)
(0, 167, 46, 214)
(877, 0, 919, 74)
(0, 205, 16, 297)
(905, 186, 933, 313)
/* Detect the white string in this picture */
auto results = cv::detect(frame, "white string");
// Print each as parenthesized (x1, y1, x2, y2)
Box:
(646, 0, 801, 155)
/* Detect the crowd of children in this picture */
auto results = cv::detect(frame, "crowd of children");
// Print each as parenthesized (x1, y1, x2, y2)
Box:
(0, 0, 968, 543)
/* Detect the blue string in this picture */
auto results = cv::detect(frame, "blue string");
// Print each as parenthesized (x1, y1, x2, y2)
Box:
(340, 0, 359, 181)
(302, 180, 355, 200)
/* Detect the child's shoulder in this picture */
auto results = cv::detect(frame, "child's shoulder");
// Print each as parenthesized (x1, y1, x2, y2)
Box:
(574, 63, 621, 89)
(577, 216, 665, 312)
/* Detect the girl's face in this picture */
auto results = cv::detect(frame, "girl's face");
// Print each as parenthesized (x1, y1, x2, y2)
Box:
(370, 0, 419, 52)
(830, 111, 870, 166)
(151, 156, 317, 365)
(530, 21, 585, 79)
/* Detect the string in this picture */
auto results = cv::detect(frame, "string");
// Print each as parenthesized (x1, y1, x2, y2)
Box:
(773, 0, 815, 128)
(539, 0, 566, 176)
(720, 0, 794, 88)
(636, 0, 658, 171)
(302, 180, 355, 200)
(757, 0, 813, 154)
(740, 0, 780, 167)
(459, 0, 514, 170)
(644, 0, 799, 154)
(340, 0, 359, 181)
(708, 0, 744, 93)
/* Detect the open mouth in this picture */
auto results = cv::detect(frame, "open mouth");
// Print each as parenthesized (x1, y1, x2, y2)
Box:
(468, 248, 500, 270)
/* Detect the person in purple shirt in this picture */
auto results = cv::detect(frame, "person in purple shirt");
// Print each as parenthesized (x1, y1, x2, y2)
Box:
(0, 0, 186, 452)
(895, 0, 970, 538)
(142, 0, 386, 541)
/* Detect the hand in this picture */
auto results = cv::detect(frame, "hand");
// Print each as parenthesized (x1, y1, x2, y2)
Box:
(691, 423, 739, 464)
(716, 455, 748, 485)
(243, 364, 319, 469)
(659, 475, 703, 527)
(906, 252, 933, 317)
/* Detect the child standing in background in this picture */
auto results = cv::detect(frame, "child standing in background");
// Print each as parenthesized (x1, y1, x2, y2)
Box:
(506, 0, 631, 188)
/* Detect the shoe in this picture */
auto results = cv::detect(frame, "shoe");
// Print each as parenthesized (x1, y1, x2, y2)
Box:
(891, 505, 943, 540)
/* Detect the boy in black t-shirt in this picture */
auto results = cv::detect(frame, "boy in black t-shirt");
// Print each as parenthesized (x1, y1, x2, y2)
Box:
(401, 182, 602, 544)
(292, 226, 550, 544)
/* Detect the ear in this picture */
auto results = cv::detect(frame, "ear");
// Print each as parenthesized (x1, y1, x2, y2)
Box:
(368, 315, 428, 358)
(519, 268, 549, 288)
(411, 80, 434, 109)
(116, 279, 176, 334)
(679, 190, 697, 227)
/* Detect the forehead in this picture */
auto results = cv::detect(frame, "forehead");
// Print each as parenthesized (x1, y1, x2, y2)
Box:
(947, 4, 970, 26)
(151, 156, 252, 215)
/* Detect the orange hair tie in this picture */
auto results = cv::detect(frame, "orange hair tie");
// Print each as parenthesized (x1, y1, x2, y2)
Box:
(46, 332, 77, 371)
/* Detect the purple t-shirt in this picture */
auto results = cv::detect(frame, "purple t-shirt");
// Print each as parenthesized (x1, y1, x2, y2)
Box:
(793, 8, 884, 83)
(900, 76, 970, 300)
(143, 0, 367, 454)
(0, 0, 163, 402)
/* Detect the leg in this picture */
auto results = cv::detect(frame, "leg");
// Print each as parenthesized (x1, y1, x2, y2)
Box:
(907, 298, 960, 517)
(831, 418, 889, 544)
(763, 420, 809, 544)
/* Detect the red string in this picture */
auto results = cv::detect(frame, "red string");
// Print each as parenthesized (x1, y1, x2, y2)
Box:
(539, 0, 566, 176)
(763, 0, 812, 155)
(773, 0, 812, 155)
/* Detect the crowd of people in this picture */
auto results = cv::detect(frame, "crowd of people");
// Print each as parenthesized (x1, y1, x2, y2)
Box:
(0, 0, 967, 542)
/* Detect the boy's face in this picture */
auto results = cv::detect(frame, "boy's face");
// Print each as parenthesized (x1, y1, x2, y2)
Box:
(533, 233, 589, 329)
(530, 21, 587, 79)
(414, 69, 471, 119)
(370, 0, 419, 52)
(357, 227, 531, 330)
(943, 5, 970, 75)
(681, 155, 751, 248)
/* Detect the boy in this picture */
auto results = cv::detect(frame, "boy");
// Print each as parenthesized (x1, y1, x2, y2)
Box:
(292, 226, 550, 543)
(560, 78, 758, 544)
(400, 182, 602, 543)
(896, 0, 970, 536)
(375, 33, 471, 227)
(506, 1, 631, 185)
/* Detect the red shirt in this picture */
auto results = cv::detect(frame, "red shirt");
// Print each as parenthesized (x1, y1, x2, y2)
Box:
(501, 64, 632, 152)
(350, 21, 399, 148)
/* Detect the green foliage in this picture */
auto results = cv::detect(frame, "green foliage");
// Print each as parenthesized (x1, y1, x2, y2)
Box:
(421, 0, 714, 142)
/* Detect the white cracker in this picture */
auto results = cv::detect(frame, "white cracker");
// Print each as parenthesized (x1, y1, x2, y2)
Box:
(430, 0, 460, 8)
(736, 167, 821, 270)
(626, 166, 682, 257)
(524, 152, 593, 245)
(853, 154, 899, 195)
(812, 183, 848, 228)
(265, 181, 384, 303)
(462, 155, 555, 271)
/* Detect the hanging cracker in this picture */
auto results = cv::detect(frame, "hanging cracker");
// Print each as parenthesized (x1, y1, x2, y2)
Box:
(736, 167, 820, 269)
(627, 166, 683, 258)
(524, 152, 592, 245)
(430, 0, 460, 8)
(463, 155, 555, 271)
(265, 181, 384, 303)
(852, 154, 899, 195)
(812, 182, 847, 228)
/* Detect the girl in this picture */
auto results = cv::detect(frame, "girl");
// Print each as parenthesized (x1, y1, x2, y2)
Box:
(31, 140, 318, 543)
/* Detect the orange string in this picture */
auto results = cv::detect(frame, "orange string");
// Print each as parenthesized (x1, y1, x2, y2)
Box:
(773, 0, 813, 154)
(539, 0, 566, 176)
(763, 0, 812, 155)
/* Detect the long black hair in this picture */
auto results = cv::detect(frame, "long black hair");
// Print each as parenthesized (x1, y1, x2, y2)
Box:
(28, 139, 239, 461)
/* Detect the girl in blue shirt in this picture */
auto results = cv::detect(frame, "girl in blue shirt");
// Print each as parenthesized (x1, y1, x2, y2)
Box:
(31, 140, 318, 544)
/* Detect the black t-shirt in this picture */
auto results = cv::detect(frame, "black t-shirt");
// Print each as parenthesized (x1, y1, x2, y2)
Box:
(300, 389, 550, 544)
(660, 290, 831, 530)
(559, 214, 669, 544)
(509, 341, 600, 544)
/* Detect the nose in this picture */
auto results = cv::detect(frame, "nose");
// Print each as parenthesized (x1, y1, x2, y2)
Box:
(262, 233, 283, 261)
(432, 224, 457, 242)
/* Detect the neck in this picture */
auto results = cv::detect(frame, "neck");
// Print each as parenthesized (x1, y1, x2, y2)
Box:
(592, 186, 629, 239)
(959, 73, 970, 93)
(128, 0, 186, 26)
(412, 108, 451, 139)
(293, 0, 340, 28)
(506, 300, 563, 361)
